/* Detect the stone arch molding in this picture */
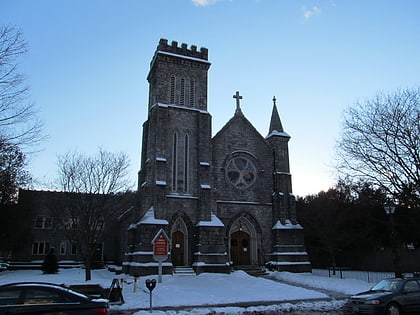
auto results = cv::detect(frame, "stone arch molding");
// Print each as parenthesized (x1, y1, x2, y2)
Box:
(227, 212, 261, 265)
(169, 212, 192, 266)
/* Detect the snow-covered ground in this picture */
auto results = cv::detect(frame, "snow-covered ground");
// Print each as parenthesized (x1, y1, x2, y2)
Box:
(0, 267, 373, 314)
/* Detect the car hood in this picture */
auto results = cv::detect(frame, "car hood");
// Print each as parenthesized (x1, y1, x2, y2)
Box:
(351, 290, 393, 300)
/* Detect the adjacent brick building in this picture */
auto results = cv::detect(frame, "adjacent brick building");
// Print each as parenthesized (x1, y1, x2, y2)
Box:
(9, 189, 133, 268)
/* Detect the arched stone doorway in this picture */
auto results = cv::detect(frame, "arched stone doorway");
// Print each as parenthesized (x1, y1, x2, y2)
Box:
(231, 230, 250, 265)
(228, 215, 258, 266)
(171, 218, 188, 266)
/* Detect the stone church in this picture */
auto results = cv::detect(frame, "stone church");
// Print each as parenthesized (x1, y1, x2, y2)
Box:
(123, 39, 311, 275)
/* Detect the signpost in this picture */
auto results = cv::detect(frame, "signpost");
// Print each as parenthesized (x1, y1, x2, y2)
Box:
(152, 229, 169, 283)
(145, 279, 156, 312)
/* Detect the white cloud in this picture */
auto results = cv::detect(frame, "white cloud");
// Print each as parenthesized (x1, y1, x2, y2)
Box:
(301, 5, 323, 19)
(192, 0, 218, 6)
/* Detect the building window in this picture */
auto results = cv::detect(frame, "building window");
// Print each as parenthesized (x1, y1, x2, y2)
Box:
(189, 80, 195, 106)
(180, 78, 185, 105)
(44, 217, 52, 228)
(172, 132, 178, 191)
(71, 243, 77, 255)
(59, 241, 66, 255)
(89, 218, 105, 231)
(184, 134, 189, 192)
(32, 242, 50, 255)
(97, 218, 105, 230)
(170, 76, 176, 104)
(63, 217, 78, 230)
(34, 216, 53, 229)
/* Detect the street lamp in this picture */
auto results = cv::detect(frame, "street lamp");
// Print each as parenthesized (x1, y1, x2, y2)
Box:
(384, 199, 402, 278)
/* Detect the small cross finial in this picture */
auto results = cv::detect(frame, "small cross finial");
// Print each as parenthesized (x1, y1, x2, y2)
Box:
(273, 96, 276, 106)
(233, 91, 243, 112)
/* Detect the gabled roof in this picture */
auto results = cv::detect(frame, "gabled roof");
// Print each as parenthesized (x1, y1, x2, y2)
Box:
(212, 107, 268, 146)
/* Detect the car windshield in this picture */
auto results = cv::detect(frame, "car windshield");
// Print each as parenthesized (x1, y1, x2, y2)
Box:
(371, 279, 403, 292)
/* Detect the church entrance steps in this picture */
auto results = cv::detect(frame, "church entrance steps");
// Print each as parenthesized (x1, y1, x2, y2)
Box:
(234, 265, 268, 277)
(173, 266, 196, 275)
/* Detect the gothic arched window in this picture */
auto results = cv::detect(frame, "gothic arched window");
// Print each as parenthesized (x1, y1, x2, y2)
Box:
(172, 132, 178, 191)
(189, 79, 195, 106)
(183, 134, 189, 192)
(180, 78, 185, 105)
(170, 76, 176, 104)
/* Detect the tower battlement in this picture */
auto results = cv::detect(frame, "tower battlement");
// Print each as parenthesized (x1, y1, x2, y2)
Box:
(157, 38, 208, 61)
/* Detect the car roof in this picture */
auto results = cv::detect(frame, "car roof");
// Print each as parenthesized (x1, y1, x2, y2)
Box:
(384, 277, 420, 281)
(0, 282, 67, 288)
(0, 282, 90, 299)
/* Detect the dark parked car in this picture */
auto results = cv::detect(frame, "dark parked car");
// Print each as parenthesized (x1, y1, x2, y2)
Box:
(0, 282, 109, 314)
(350, 277, 420, 315)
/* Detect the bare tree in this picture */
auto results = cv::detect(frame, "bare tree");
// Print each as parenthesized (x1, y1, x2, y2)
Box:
(336, 87, 419, 208)
(56, 148, 133, 281)
(0, 25, 44, 150)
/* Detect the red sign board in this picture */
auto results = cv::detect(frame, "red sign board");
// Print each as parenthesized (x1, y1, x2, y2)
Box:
(153, 234, 168, 256)
(152, 229, 169, 261)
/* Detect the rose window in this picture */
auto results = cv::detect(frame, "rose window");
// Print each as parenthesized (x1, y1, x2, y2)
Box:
(226, 156, 257, 189)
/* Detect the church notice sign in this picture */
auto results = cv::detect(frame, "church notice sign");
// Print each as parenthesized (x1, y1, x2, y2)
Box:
(152, 229, 169, 283)
(152, 229, 169, 261)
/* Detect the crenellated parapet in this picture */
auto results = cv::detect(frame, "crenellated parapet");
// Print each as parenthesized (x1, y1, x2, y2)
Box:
(156, 38, 208, 61)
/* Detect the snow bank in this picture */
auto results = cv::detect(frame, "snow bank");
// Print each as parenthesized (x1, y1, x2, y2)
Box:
(0, 267, 372, 314)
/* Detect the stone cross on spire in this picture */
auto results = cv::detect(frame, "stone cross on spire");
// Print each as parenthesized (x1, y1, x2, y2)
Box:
(233, 91, 243, 114)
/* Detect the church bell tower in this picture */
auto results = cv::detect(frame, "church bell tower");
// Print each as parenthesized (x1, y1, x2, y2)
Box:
(126, 39, 227, 276)
(146, 39, 210, 111)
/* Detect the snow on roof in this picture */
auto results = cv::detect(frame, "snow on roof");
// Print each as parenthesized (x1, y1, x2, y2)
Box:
(154, 102, 209, 114)
(268, 261, 311, 265)
(123, 261, 172, 267)
(266, 130, 291, 139)
(272, 219, 303, 230)
(275, 171, 291, 175)
(117, 206, 135, 221)
(137, 206, 168, 226)
(167, 194, 198, 200)
(157, 50, 211, 65)
(196, 213, 224, 227)
(272, 192, 285, 196)
(192, 262, 230, 267)
(271, 251, 308, 255)
(217, 200, 271, 206)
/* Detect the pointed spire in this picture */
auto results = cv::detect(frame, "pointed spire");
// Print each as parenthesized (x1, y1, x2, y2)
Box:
(267, 96, 290, 139)
(269, 96, 284, 133)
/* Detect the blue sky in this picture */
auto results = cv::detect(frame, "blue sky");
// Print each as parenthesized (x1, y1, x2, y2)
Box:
(2, 0, 419, 196)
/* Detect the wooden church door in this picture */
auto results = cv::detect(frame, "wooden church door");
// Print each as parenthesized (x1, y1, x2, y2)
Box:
(230, 231, 251, 265)
(171, 231, 184, 266)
